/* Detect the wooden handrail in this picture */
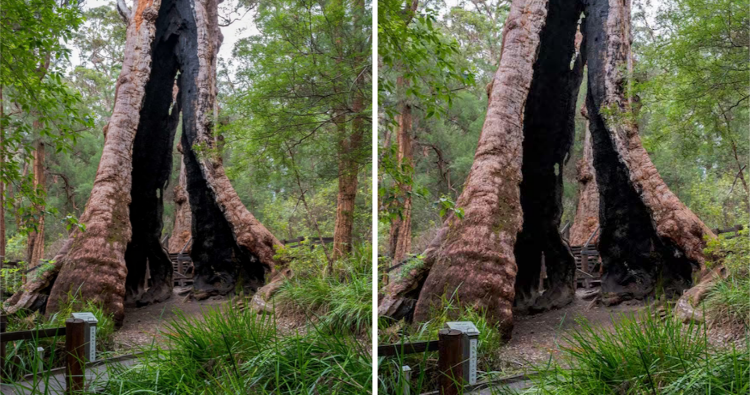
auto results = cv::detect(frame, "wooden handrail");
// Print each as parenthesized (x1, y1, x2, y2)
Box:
(378, 340, 439, 357)
(0, 327, 67, 342)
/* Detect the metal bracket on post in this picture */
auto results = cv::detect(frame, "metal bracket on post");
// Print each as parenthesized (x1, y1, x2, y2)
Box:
(445, 321, 480, 385)
(71, 312, 98, 362)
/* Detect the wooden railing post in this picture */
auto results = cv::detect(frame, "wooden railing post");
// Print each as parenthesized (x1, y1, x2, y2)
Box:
(65, 318, 86, 394)
(1, 314, 7, 382)
(581, 251, 590, 288)
(438, 329, 464, 395)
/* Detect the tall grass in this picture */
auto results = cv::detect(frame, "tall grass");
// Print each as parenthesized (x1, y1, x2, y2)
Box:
(104, 305, 372, 394)
(275, 243, 372, 334)
(518, 310, 749, 395)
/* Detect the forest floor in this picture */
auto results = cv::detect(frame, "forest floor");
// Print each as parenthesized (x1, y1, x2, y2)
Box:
(112, 287, 303, 353)
(494, 289, 645, 368)
(493, 288, 745, 370)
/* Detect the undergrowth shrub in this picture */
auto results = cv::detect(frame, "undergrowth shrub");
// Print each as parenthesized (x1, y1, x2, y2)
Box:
(704, 227, 750, 330)
(104, 304, 372, 394)
(274, 242, 372, 334)
(518, 310, 749, 395)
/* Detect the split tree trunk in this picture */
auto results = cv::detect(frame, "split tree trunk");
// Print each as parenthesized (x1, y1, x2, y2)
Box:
(582, 0, 714, 304)
(26, 140, 46, 267)
(5, 0, 282, 323)
(380, 0, 713, 336)
(512, 0, 583, 314)
(167, 152, 192, 254)
(569, 117, 599, 246)
(380, 0, 551, 338)
(388, 95, 413, 266)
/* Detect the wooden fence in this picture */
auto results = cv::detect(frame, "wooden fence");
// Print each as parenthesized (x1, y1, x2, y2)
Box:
(0, 315, 89, 394)
(380, 330, 532, 395)
(379, 329, 464, 395)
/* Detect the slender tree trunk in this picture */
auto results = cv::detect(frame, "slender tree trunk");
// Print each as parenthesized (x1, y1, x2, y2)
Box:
(167, 152, 192, 254)
(569, 116, 599, 246)
(583, 0, 714, 304)
(388, 96, 413, 265)
(332, 104, 365, 260)
(0, 86, 5, 263)
(26, 140, 46, 267)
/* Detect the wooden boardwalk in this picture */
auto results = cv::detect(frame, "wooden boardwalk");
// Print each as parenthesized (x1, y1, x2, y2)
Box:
(0, 354, 139, 395)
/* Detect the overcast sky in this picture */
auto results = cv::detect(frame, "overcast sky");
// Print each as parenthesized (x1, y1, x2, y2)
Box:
(79, 0, 258, 63)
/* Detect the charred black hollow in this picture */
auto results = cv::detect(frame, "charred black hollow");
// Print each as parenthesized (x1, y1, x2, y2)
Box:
(175, 0, 267, 295)
(583, 0, 693, 302)
(513, 0, 584, 313)
(124, 0, 183, 307)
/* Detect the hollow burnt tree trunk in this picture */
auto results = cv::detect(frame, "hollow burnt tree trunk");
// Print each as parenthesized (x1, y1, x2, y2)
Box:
(5, 0, 282, 323)
(167, 151, 192, 254)
(380, 0, 551, 338)
(582, 0, 714, 304)
(569, 114, 599, 247)
(4, 0, 163, 323)
(176, 0, 282, 297)
(512, 0, 584, 314)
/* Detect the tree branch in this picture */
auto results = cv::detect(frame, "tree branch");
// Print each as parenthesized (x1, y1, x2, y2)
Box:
(116, 0, 132, 24)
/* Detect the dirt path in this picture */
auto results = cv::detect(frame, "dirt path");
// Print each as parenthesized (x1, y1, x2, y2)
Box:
(494, 289, 645, 368)
(112, 288, 303, 353)
(112, 290, 226, 352)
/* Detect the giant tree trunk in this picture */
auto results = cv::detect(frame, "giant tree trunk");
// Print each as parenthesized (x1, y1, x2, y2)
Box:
(380, 0, 551, 338)
(167, 152, 192, 254)
(583, 0, 714, 304)
(569, 118, 599, 246)
(26, 140, 46, 267)
(5, 0, 282, 324)
(388, 97, 413, 265)
(380, 0, 713, 336)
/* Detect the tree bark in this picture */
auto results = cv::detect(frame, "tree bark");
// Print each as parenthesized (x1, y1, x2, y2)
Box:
(512, 0, 583, 314)
(5, 0, 282, 323)
(388, 94, 413, 266)
(176, 0, 282, 297)
(0, 86, 5, 263)
(332, 103, 365, 260)
(569, 117, 599, 246)
(167, 152, 192, 254)
(380, 0, 550, 339)
(381, 0, 713, 333)
(26, 140, 46, 267)
(583, 0, 714, 304)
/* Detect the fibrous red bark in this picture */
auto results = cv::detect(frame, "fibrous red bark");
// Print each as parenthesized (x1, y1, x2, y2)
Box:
(569, 115, 599, 246)
(388, 96, 413, 266)
(167, 153, 192, 254)
(380, 0, 550, 338)
(379, 0, 714, 336)
(4, 0, 282, 324)
(583, 0, 714, 303)
(26, 140, 46, 267)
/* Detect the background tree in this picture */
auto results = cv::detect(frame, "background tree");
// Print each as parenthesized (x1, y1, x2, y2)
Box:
(221, 0, 372, 263)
